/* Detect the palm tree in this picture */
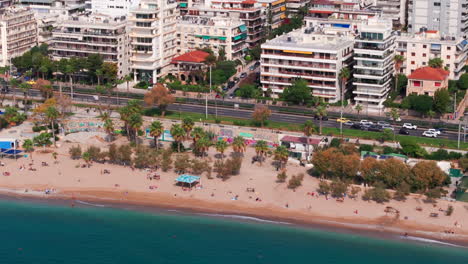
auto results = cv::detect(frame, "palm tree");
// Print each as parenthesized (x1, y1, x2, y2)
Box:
(393, 55, 404, 92)
(303, 120, 315, 162)
(19, 82, 32, 112)
(22, 139, 34, 160)
(182, 117, 194, 138)
(9, 78, 20, 107)
(195, 136, 211, 157)
(215, 140, 228, 159)
(129, 112, 143, 143)
(355, 104, 363, 118)
(64, 63, 76, 99)
(315, 105, 327, 135)
(232, 136, 246, 155)
(254, 140, 268, 165)
(170, 124, 185, 152)
(45, 106, 60, 147)
(427, 110, 435, 120)
(428, 58, 444, 68)
(123, 74, 133, 95)
(274, 145, 289, 169)
(149, 121, 164, 150)
(100, 112, 114, 142)
(190, 126, 205, 144)
(338, 67, 350, 139)
(96, 69, 104, 86)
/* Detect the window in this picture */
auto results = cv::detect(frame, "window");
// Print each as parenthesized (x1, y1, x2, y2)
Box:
(411, 61, 415, 65)
(423, 45, 427, 48)
(411, 52, 415, 56)
(447, 47, 451, 50)
(422, 62, 426, 65)
(435, 82, 441, 87)
(423, 53, 426, 57)
(434, 2, 440, 6)
(447, 55, 450, 59)
(413, 81, 421, 87)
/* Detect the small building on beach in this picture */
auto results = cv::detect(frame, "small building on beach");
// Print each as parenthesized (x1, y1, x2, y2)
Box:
(280, 135, 324, 161)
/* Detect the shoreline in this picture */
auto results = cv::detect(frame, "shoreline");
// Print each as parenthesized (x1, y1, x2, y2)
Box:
(1, 187, 468, 248)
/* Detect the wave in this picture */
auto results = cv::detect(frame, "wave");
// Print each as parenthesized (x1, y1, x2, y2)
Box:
(401, 236, 465, 248)
(75, 200, 106, 208)
(197, 213, 291, 225)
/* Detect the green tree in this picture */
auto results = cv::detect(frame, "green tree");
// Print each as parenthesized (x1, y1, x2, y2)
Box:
(396, 74, 408, 94)
(303, 120, 315, 161)
(149, 121, 164, 150)
(330, 179, 349, 198)
(399, 138, 427, 157)
(170, 124, 185, 153)
(432, 88, 450, 114)
(281, 79, 312, 105)
(315, 105, 327, 135)
(457, 73, 468, 90)
(355, 104, 363, 118)
(393, 55, 405, 91)
(411, 94, 433, 115)
(274, 145, 289, 169)
(182, 117, 194, 137)
(22, 139, 34, 159)
(9, 78, 20, 106)
(428, 58, 444, 68)
(190, 127, 206, 144)
(252, 105, 271, 127)
(33, 132, 53, 148)
(390, 108, 400, 125)
(128, 112, 143, 143)
(236, 84, 259, 98)
(232, 136, 246, 155)
(45, 106, 59, 147)
(254, 140, 268, 165)
(19, 82, 32, 112)
(215, 140, 228, 159)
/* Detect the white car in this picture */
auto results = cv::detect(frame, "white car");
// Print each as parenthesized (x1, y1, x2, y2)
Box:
(360, 120, 373, 125)
(426, 129, 441, 135)
(381, 125, 394, 131)
(422, 131, 438, 138)
(377, 121, 390, 126)
(402, 123, 417, 130)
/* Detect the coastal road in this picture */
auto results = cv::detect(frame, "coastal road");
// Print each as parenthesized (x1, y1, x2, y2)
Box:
(8, 89, 466, 142)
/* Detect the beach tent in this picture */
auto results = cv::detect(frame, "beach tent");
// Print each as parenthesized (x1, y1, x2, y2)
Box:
(175, 174, 200, 188)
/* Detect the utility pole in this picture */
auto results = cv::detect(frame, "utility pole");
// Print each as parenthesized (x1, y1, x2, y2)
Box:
(205, 65, 211, 119)
(458, 117, 462, 149)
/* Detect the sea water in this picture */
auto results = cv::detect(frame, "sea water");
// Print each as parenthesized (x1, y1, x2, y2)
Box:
(0, 199, 467, 264)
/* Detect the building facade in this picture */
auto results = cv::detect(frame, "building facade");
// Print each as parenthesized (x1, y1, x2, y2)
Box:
(352, 18, 395, 110)
(91, 0, 142, 17)
(0, 6, 37, 67)
(128, 0, 178, 83)
(49, 15, 129, 77)
(406, 66, 450, 96)
(375, 0, 407, 27)
(396, 30, 468, 80)
(177, 15, 247, 61)
(260, 26, 354, 102)
(257, 0, 286, 30)
(408, 0, 468, 38)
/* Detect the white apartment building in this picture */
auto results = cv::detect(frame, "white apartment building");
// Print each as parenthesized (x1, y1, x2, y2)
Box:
(285, 0, 309, 15)
(128, 0, 178, 83)
(256, 0, 286, 29)
(353, 18, 395, 110)
(190, 0, 263, 47)
(260, 27, 354, 102)
(0, 0, 12, 9)
(91, 0, 141, 17)
(408, 0, 468, 38)
(177, 15, 247, 61)
(49, 15, 129, 77)
(396, 31, 468, 80)
(0, 6, 37, 67)
(375, 0, 406, 27)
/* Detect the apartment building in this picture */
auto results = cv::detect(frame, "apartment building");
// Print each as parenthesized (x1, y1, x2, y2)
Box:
(128, 0, 178, 83)
(189, 0, 263, 47)
(91, 0, 141, 17)
(309, 0, 381, 20)
(408, 0, 468, 38)
(260, 26, 354, 102)
(375, 0, 407, 27)
(0, 0, 12, 9)
(352, 18, 395, 111)
(177, 15, 247, 61)
(285, 0, 309, 15)
(0, 6, 37, 67)
(257, 0, 286, 29)
(396, 30, 468, 80)
(49, 15, 129, 77)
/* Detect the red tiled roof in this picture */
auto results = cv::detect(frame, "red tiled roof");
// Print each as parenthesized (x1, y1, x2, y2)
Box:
(408, 67, 449, 81)
(281, 136, 321, 145)
(171, 50, 210, 64)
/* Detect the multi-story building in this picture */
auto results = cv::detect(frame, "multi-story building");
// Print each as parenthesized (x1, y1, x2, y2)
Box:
(49, 15, 129, 77)
(309, 0, 381, 20)
(352, 18, 395, 111)
(189, 0, 263, 47)
(260, 26, 354, 102)
(285, 0, 309, 15)
(177, 15, 247, 61)
(0, 0, 12, 9)
(128, 0, 178, 83)
(408, 0, 468, 38)
(396, 30, 468, 80)
(375, 0, 407, 27)
(0, 6, 37, 67)
(257, 0, 286, 29)
(91, 0, 142, 17)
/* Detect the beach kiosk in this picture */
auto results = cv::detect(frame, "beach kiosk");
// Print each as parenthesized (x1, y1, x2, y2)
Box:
(0, 138, 21, 159)
(175, 174, 200, 188)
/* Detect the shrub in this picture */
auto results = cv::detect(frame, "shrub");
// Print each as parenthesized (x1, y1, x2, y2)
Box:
(382, 146, 395, 154)
(317, 181, 331, 196)
(174, 154, 191, 174)
(393, 182, 410, 201)
(330, 180, 348, 198)
(329, 138, 341, 148)
(359, 144, 374, 152)
(287, 173, 304, 189)
(446, 205, 454, 216)
(161, 148, 173, 172)
(362, 183, 391, 203)
(277, 171, 287, 182)
(68, 145, 82, 159)
(86, 146, 102, 162)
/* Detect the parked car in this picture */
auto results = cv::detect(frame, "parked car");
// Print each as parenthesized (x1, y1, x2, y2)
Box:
(254, 61, 261, 67)
(435, 128, 446, 133)
(249, 66, 255, 71)
(222, 86, 229, 91)
(336, 118, 350, 123)
(399, 128, 410, 135)
(233, 77, 240, 83)
(368, 125, 383, 132)
(240, 72, 247, 78)
(402, 123, 417, 130)
(344, 121, 354, 126)
(381, 125, 394, 131)
(377, 121, 390, 126)
(351, 123, 362, 130)
(360, 124, 371, 130)
(426, 129, 441, 135)
(360, 120, 373, 125)
(422, 130, 438, 138)
(227, 81, 235, 88)
(314, 115, 328, 121)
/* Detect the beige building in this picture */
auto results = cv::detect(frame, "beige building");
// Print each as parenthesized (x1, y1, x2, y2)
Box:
(406, 66, 450, 96)
(177, 15, 247, 61)
(0, 6, 37, 67)
(50, 15, 129, 77)
(257, 0, 286, 29)
(396, 30, 468, 80)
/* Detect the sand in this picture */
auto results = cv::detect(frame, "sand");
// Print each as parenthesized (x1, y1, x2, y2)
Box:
(1, 141, 467, 246)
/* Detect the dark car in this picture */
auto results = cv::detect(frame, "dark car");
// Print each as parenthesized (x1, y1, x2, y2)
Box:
(399, 128, 410, 135)
(351, 123, 362, 130)
(254, 61, 261, 67)
(227, 81, 235, 88)
(314, 115, 328, 121)
(368, 125, 383, 132)
(233, 77, 240, 83)
(240, 72, 247, 78)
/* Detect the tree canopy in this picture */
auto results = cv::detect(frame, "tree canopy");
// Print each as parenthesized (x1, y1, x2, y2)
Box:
(281, 79, 313, 105)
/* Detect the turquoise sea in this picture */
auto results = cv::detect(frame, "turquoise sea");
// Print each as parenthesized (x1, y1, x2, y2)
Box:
(0, 199, 467, 264)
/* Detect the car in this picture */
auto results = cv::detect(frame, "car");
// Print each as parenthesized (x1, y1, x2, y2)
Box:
(377, 121, 390, 126)
(435, 128, 446, 133)
(254, 61, 261, 67)
(422, 131, 438, 138)
(426, 129, 441, 135)
(222, 86, 229, 91)
(233, 77, 240, 83)
(344, 121, 354, 126)
(240, 72, 247, 78)
(368, 125, 383, 132)
(402, 123, 417, 130)
(314, 115, 328, 121)
(399, 128, 410, 135)
(351, 123, 362, 130)
(227, 81, 235, 88)
(249, 66, 255, 71)
(360, 124, 371, 130)
(381, 125, 394, 131)
(360, 120, 374, 125)
(336, 118, 350, 123)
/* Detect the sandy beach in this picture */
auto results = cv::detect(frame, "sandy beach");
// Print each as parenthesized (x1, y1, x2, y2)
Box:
(0, 139, 467, 247)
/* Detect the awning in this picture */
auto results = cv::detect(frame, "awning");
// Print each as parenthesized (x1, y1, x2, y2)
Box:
(239, 132, 253, 138)
(239, 24, 247, 32)
(179, 2, 187, 7)
(218, 36, 227, 41)
(176, 174, 200, 184)
(309, 10, 334, 14)
(449, 168, 463, 177)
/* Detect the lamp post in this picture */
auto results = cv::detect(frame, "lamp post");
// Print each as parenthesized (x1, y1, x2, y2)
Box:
(205, 65, 211, 119)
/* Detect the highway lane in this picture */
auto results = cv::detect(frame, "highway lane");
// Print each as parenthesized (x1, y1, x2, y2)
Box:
(8, 89, 465, 142)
